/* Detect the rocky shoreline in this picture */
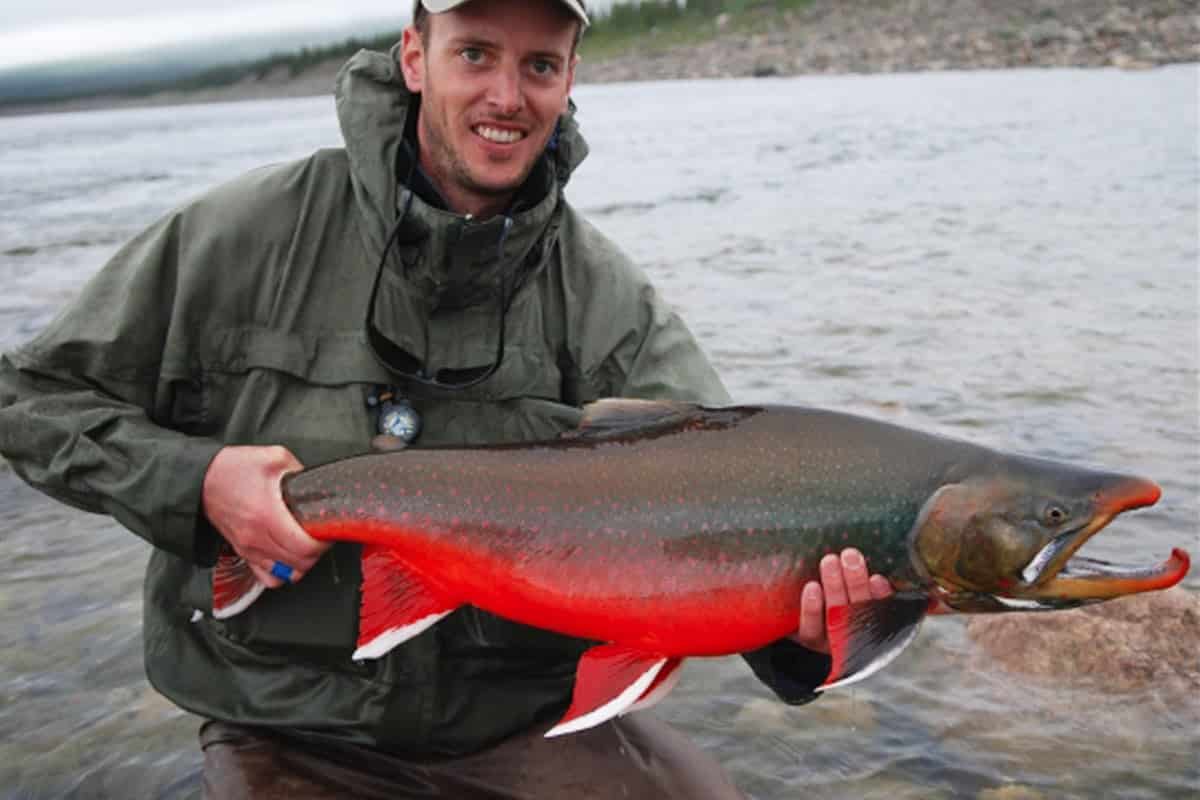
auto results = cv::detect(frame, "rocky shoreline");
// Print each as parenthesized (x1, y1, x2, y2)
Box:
(6, 0, 1197, 116)
(576, 0, 1199, 83)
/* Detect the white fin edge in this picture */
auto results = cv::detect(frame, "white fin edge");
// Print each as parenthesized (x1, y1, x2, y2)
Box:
(211, 581, 266, 620)
(992, 595, 1050, 610)
(622, 660, 684, 715)
(544, 658, 667, 738)
(352, 610, 452, 661)
(816, 618, 924, 693)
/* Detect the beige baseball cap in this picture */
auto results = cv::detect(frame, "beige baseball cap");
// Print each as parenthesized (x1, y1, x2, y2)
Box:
(417, 0, 589, 28)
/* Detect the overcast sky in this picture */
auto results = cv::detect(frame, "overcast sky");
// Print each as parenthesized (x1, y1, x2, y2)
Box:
(0, 1, 412, 70)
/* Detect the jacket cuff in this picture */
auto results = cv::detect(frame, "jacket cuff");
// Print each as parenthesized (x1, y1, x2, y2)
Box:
(742, 639, 832, 706)
(154, 437, 226, 566)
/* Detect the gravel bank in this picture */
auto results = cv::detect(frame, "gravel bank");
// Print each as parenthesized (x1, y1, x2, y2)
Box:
(576, 0, 1199, 82)
(6, 0, 1196, 116)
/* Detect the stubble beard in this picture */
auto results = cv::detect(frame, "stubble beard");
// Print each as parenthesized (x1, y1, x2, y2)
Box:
(420, 110, 534, 204)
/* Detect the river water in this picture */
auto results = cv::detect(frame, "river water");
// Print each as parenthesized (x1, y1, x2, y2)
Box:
(1, 65, 1196, 799)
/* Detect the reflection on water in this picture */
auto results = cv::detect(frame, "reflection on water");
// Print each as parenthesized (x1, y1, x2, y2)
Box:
(1, 66, 1197, 798)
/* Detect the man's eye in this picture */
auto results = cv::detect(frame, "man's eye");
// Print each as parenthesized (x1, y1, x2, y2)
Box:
(461, 48, 485, 65)
(531, 59, 556, 76)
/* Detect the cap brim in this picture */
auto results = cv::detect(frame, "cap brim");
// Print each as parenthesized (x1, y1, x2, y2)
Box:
(418, 0, 588, 27)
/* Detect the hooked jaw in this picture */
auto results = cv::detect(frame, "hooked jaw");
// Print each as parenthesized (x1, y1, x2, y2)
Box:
(1013, 477, 1189, 606)
(919, 473, 1190, 613)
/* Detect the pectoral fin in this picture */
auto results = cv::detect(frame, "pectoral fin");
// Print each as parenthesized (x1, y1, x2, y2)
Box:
(546, 645, 671, 737)
(211, 547, 265, 619)
(818, 593, 930, 692)
(353, 545, 459, 660)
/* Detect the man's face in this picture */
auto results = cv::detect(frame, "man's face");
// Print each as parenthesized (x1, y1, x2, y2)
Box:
(400, 0, 579, 218)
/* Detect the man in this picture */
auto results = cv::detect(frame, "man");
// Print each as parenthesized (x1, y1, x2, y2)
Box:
(0, 0, 891, 796)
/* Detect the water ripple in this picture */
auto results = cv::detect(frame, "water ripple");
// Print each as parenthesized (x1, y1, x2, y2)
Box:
(1, 66, 1197, 798)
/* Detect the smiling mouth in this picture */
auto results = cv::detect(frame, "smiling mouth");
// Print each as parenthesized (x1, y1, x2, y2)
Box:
(474, 125, 525, 144)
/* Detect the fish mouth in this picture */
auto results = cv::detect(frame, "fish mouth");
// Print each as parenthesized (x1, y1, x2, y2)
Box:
(1012, 477, 1189, 606)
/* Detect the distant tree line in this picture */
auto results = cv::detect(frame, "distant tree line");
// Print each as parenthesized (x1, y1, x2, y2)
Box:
(170, 0, 811, 92)
(589, 0, 808, 34)
(2, 0, 809, 107)
(156, 31, 405, 95)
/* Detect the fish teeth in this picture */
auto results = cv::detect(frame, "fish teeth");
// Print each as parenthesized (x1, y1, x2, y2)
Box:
(1023, 536, 1073, 584)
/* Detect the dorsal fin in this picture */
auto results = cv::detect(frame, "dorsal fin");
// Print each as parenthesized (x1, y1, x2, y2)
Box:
(566, 399, 707, 441)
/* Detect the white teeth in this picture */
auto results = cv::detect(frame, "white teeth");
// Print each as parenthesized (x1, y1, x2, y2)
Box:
(475, 125, 524, 144)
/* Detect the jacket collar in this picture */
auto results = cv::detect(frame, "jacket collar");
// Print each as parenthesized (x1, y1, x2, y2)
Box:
(335, 46, 587, 371)
(335, 45, 588, 276)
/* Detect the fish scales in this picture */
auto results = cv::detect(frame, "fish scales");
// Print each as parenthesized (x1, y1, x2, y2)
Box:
(285, 408, 963, 653)
(213, 400, 1188, 737)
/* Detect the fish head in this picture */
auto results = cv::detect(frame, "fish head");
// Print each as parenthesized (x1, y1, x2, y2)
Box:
(910, 457, 1188, 612)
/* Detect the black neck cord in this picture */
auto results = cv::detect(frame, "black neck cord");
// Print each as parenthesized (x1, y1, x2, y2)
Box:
(365, 188, 514, 391)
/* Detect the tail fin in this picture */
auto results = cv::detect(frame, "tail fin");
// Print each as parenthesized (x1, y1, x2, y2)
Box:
(212, 547, 265, 619)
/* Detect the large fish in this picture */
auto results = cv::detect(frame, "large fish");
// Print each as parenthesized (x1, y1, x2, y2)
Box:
(212, 400, 1190, 736)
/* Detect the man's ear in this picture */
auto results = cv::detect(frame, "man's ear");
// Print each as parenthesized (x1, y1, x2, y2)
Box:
(399, 26, 425, 93)
(563, 53, 579, 112)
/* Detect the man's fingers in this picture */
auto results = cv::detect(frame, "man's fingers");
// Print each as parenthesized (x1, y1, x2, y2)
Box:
(251, 557, 310, 589)
(868, 574, 894, 600)
(259, 495, 329, 575)
(819, 553, 849, 607)
(796, 581, 825, 643)
(240, 535, 321, 588)
(268, 558, 312, 585)
(204, 444, 326, 588)
(840, 549, 873, 605)
(233, 536, 313, 589)
(801, 550, 899, 655)
(248, 562, 284, 589)
(263, 523, 326, 572)
(790, 581, 828, 654)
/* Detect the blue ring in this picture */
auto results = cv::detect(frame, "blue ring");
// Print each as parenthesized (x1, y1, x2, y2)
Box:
(270, 561, 295, 582)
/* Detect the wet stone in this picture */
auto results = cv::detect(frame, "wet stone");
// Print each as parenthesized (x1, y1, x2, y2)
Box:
(964, 588, 1200, 693)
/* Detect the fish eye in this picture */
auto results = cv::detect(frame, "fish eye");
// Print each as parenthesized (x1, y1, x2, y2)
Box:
(1042, 504, 1069, 526)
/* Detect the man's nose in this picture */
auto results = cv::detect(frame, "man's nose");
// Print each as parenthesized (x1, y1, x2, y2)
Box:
(487, 66, 523, 116)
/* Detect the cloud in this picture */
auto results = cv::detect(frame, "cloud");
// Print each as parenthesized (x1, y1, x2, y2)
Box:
(0, 1, 407, 70)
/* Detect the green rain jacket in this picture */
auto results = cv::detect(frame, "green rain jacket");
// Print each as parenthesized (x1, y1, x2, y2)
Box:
(0, 49, 827, 755)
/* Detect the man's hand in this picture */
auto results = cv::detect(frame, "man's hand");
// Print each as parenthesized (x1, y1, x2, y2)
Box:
(201, 445, 329, 588)
(792, 549, 894, 655)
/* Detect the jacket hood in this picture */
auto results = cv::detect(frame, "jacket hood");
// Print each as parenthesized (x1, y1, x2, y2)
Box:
(334, 45, 590, 265)
(335, 47, 590, 372)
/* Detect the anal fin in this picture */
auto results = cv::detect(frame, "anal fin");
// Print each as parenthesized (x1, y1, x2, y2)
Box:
(817, 593, 929, 692)
(546, 645, 669, 737)
(623, 657, 684, 715)
(354, 545, 459, 660)
(212, 547, 265, 619)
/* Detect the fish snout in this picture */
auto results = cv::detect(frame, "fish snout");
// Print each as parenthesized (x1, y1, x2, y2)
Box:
(1009, 474, 1183, 605)
(1093, 475, 1161, 517)
(912, 472, 1185, 611)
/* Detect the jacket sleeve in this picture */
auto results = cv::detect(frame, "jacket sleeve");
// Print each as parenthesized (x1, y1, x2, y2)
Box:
(741, 640, 832, 705)
(558, 211, 730, 406)
(0, 210, 225, 566)
(560, 209, 833, 702)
